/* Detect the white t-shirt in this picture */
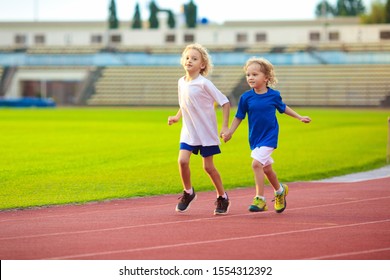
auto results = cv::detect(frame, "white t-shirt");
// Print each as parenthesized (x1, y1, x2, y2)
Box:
(178, 75, 229, 146)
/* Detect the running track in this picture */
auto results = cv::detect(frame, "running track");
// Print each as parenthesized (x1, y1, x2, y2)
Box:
(0, 177, 389, 260)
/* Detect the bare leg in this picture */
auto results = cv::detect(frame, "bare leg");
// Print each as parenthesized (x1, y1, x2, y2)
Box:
(202, 156, 225, 197)
(264, 164, 281, 192)
(252, 159, 265, 197)
(178, 150, 192, 191)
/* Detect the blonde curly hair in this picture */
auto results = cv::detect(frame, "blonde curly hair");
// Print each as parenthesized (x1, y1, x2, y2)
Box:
(180, 43, 213, 76)
(244, 57, 278, 88)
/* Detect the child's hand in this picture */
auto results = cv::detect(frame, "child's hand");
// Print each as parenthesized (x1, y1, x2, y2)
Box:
(168, 116, 179, 125)
(222, 134, 231, 142)
(220, 129, 232, 143)
(300, 116, 311, 123)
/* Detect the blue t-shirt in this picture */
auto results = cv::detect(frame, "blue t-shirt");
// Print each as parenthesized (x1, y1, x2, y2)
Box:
(235, 87, 286, 150)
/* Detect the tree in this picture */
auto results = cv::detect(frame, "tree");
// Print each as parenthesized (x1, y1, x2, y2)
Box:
(159, 9, 176, 28)
(184, 0, 197, 28)
(335, 0, 366, 16)
(315, 0, 366, 17)
(315, 0, 335, 17)
(108, 0, 119, 29)
(167, 10, 176, 29)
(132, 2, 142, 29)
(361, 0, 386, 24)
(386, 0, 390, 22)
(149, 0, 159, 29)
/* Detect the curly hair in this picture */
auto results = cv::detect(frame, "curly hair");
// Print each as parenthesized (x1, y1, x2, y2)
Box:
(244, 57, 278, 87)
(180, 43, 213, 76)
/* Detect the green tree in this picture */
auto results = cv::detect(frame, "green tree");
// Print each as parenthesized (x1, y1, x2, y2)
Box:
(315, 0, 336, 17)
(184, 0, 197, 28)
(335, 0, 366, 16)
(108, 0, 119, 29)
(132, 2, 142, 29)
(361, 0, 386, 24)
(167, 10, 176, 29)
(386, 0, 390, 22)
(149, 0, 159, 29)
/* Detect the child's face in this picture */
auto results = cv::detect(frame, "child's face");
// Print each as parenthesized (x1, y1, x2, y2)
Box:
(183, 49, 205, 74)
(245, 63, 268, 90)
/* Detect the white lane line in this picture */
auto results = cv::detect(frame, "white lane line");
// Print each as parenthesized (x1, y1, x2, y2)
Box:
(1, 179, 388, 223)
(1, 196, 389, 241)
(46, 219, 390, 260)
(306, 247, 390, 260)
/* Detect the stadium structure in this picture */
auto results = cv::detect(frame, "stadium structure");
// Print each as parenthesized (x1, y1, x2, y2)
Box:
(0, 14, 390, 107)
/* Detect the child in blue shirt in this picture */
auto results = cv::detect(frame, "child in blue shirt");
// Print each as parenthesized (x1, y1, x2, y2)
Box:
(222, 57, 311, 213)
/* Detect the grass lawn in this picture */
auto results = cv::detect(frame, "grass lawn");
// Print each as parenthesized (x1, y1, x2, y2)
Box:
(0, 107, 389, 210)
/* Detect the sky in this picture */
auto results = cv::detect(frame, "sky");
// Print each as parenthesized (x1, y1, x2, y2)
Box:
(0, 0, 374, 23)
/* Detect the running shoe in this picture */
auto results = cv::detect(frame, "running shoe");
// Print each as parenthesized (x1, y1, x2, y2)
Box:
(176, 188, 196, 212)
(214, 194, 230, 215)
(274, 184, 289, 213)
(249, 196, 268, 212)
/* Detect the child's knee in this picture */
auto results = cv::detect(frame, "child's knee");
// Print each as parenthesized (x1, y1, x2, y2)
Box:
(203, 164, 216, 174)
(178, 158, 190, 168)
(252, 160, 263, 170)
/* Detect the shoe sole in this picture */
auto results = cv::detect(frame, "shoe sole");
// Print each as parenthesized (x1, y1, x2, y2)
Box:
(249, 205, 268, 212)
(175, 194, 197, 213)
(214, 202, 231, 215)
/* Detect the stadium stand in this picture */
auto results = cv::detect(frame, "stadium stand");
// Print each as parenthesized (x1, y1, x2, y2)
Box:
(245, 44, 273, 54)
(229, 64, 390, 107)
(1, 47, 389, 107)
(244, 42, 390, 54)
(87, 65, 245, 106)
(0, 46, 16, 53)
(88, 66, 182, 106)
(27, 46, 102, 55)
(274, 64, 390, 106)
(2, 41, 390, 55)
(1, 17, 390, 107)
(86, 63, 390, 107)
(1, 66, 96, 105)
(114, 45, 238, 54)
(343, 42, 390, 52)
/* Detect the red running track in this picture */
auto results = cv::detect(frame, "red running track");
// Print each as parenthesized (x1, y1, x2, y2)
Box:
(0, 177, 389, 260)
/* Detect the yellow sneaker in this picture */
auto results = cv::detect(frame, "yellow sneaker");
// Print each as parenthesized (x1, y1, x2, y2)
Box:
(249, 196, 268, 212)
(274, 184, 288, 213)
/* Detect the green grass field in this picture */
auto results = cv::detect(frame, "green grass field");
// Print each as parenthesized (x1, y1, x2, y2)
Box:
(0, 107, 389, 210)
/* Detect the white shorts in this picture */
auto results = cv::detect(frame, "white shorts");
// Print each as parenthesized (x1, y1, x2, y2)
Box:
(251, 146, 274, 167)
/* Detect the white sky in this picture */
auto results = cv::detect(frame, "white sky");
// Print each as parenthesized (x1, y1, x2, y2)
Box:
(0, 0, 374, 23)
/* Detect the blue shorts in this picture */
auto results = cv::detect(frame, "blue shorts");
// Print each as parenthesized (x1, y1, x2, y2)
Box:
(180, 142, 221, 158)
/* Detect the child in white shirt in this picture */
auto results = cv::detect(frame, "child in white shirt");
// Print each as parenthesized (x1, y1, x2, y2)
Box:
(168, 43, 231, 215)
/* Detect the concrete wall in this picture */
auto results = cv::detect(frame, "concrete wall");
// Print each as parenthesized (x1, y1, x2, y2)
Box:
(1, 18, 389, 48)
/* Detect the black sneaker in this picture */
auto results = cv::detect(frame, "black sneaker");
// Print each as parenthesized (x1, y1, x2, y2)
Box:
(214, 193, 230, 215)
(176, 188, 196, 212)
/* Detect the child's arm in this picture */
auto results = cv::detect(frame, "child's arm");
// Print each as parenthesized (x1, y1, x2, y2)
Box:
(284, 106, 311, 123)
(168, 109, 182, 125)
(219, 102, 231, 138)
(222, 117, 242, 142)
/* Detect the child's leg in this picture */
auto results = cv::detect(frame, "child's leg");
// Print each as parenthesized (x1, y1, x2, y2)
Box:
(264, 163, 288, 213)
(251, 147, 275, 197)
(252, 159, 265, 197)
(263, 164, 282, 192)
(178, 149, 192, 191)
(202, 156, 225, 197)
